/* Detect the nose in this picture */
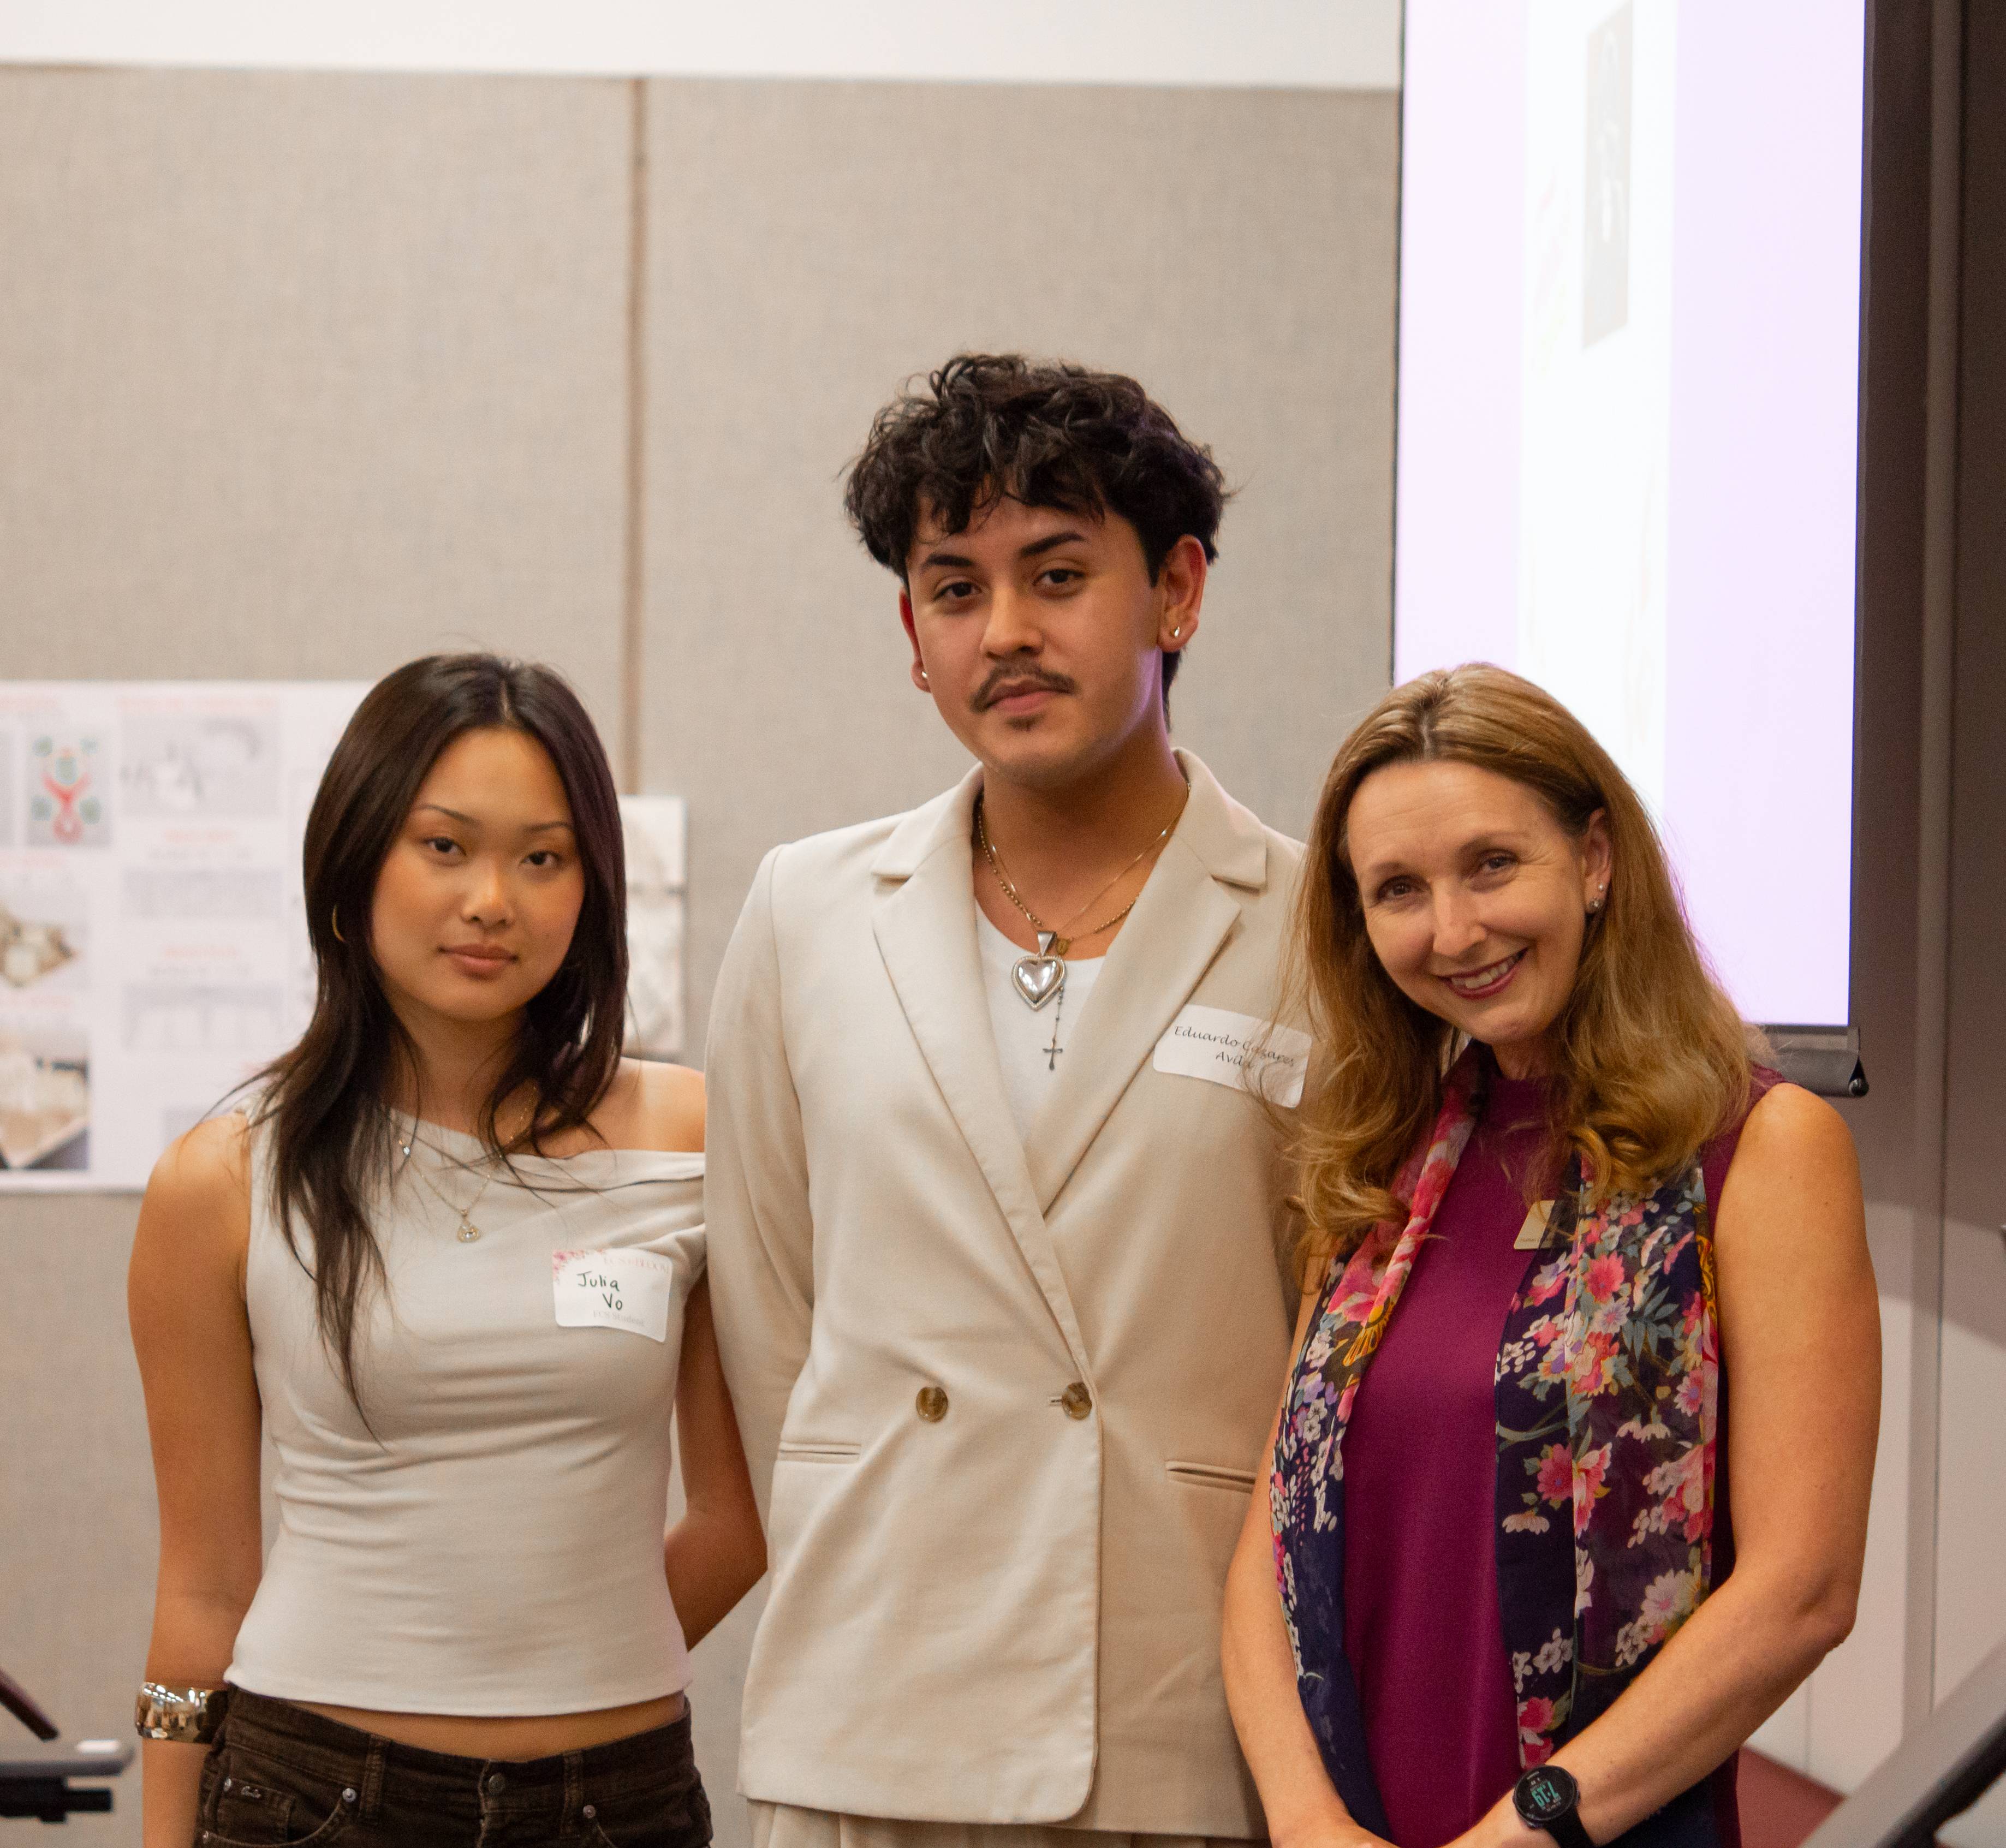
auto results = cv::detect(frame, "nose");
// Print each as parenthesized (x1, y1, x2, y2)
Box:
(463, 857, 513, 927)
(981, 582, 1044, 659)
(1429, 887, 1487, 961)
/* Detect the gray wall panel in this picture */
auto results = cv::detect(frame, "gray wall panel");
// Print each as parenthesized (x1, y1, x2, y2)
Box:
(640, 78, 1400, 1057)
(0, 68, 633, 750)
(0, 1198, 152, 1845)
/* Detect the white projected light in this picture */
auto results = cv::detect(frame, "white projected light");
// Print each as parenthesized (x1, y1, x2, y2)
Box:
(1394, 1, 1865, 1029)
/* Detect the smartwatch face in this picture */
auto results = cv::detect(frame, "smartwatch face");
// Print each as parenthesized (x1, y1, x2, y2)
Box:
(1520, 1768, 1578, 1825)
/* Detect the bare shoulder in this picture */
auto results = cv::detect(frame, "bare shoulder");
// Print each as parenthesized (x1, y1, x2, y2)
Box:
(133, 1111, 255, 1283)
(598, 1057, 705, 1154)
(1734, 1080, 1859, 1173)
(1716, 1081, 1865, 1260)
(146, 1111, 253, 1219)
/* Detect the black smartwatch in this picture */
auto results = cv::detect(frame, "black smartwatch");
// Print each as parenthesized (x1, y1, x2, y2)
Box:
(1513, 1763, 1594, 1848)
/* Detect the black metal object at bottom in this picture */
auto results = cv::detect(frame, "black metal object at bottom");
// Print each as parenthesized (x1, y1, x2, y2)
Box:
(0, 1778, 115, 1821)
(1802, 1636, 2006, 1848)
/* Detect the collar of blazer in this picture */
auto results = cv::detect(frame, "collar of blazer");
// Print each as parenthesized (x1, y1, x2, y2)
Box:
(867, 752, 1276, 1366)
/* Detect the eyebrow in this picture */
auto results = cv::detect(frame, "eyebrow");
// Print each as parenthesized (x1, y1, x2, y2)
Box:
(413, 804, 573, 833)
(915, 529, 1092, 574)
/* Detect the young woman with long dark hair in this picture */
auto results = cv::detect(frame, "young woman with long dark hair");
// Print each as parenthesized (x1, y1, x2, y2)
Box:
(1223, 665, 1877, 1848)
(128, 654, 761, 1848)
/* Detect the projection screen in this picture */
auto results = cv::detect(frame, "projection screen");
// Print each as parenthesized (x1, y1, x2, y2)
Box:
(1392, 0, 1866, 1031)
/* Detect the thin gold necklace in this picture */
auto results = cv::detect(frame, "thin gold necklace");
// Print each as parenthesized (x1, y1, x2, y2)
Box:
(394, 1108, 524, 1244)
(404, 1146, 498, 1243)
(975, 791, 1182, 1011)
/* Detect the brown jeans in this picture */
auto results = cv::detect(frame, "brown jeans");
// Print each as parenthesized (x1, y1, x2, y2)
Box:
(196, 1690, 711, 1847)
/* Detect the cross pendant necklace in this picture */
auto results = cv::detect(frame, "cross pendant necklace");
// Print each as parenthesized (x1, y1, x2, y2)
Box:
(1044, 987, 1066, 1072)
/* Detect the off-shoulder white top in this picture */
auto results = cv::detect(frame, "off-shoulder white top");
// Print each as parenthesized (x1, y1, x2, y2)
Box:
(227, 1117, 705, 1715)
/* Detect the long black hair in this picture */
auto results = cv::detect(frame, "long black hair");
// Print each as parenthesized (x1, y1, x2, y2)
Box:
(253, 653, 627, 1405)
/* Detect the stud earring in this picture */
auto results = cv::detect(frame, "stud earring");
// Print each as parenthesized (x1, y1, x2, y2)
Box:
(1171, 627, 1182, 640)
(918, 669, 930, 688)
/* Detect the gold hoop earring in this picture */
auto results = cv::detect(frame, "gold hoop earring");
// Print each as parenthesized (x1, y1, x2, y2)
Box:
(331, 906, 346, 944)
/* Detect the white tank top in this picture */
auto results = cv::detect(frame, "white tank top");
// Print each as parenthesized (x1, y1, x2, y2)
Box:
(228, 1116, 706, 1715)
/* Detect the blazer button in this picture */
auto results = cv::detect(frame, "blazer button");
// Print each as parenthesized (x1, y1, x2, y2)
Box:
(915, 1385, 949, 1422)
(1057, 1382, 1092, 1420)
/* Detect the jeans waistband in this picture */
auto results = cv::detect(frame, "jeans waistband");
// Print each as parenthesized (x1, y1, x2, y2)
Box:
(221, 1688, 694, 1799)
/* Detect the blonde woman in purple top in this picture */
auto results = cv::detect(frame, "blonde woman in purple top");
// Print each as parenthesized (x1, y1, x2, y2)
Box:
(1223, 665, 1878, 1848)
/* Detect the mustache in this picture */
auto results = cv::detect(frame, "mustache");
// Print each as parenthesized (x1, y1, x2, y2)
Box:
(972, 664, 1077, 711)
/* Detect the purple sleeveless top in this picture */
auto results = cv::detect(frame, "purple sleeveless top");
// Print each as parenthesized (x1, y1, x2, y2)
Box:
(1340, 1071, 1767, 1848)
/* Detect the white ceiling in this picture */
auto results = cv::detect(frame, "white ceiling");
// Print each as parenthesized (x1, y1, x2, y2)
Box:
(0, 0, 1403, 87)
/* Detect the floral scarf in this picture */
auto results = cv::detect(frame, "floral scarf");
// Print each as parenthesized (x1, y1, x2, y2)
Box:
(1270, 1050, 1729, 1839)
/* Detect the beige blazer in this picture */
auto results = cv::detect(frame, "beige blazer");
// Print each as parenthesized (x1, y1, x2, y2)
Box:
(706, 750, 1301, 1835)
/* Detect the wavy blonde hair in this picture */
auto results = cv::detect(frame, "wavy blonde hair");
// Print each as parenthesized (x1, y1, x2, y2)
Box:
(1287, 664, 1759, 1277)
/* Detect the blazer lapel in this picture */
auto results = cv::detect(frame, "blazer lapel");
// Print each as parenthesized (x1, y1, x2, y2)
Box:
(1023, 750, 1273, 1213)
(871, 771, 1092, 1364)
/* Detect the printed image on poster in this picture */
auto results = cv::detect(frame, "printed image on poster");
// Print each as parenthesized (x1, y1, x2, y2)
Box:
(0, 1023, 89, 1173)
(27, 733, 111, 847)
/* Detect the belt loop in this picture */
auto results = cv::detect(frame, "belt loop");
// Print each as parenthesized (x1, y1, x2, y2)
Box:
(359, 1735, 388, 1821)
(563, 1748, 585, 1841)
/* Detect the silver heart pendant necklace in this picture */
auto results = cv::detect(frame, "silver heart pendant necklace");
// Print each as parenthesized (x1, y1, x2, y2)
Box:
(1011, 931, 1068, 1011)
(975, 792, 1177, 1012)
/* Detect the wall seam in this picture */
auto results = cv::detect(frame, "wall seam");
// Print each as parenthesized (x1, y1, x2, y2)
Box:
(621, 75, 650, 795)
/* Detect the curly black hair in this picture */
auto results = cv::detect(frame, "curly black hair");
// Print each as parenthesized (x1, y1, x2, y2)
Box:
(844, 354, 1229, 695)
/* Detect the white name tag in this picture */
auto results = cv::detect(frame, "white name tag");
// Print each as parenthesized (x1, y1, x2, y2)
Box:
(1153, 1005, 1311, 1107)
(552, 1248, 675, 1342)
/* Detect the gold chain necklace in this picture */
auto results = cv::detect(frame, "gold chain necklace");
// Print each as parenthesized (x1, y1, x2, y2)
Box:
(975, 791, 1181, 1011)
(395, 1117, 508, 1244)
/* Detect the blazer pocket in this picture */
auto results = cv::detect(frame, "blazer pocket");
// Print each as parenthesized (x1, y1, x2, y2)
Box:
(1165, 1460, 1260, 1493)
(776, 1439, 862, 1464)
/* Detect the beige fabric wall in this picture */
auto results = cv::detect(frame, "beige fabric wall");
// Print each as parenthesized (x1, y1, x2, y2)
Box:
(0, 65, 1399, 1846)
(0, 68, 634, 724)
(643, 77, 1399, 1057)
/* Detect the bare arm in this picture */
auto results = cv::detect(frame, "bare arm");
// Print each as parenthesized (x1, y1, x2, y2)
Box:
(127, 1115, 264, 1848)
(663, 1279, 766, 1648)
(1223, 1286, 1391, 1848)
(1448, 1083, 1879, 1848)
(702, 848, 815, 1523)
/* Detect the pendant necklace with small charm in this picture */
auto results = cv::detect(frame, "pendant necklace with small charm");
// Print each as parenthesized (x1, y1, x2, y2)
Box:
(975, 790, 1182, 1014)
(395, 1120, 505, 1244)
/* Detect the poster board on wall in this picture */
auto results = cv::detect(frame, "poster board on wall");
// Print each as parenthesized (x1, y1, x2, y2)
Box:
(0, 681, 370, 1190)
(0, 682, 687, 1193)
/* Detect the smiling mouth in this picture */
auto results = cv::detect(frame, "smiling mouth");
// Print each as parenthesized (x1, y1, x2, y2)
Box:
(1442, 950, 1526, 998)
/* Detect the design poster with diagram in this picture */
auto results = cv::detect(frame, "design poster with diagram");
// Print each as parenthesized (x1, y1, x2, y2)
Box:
(0, 682, 369, 1191)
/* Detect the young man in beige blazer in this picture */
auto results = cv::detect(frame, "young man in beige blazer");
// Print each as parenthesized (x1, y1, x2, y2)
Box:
(706, 354, 1303, 1847)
